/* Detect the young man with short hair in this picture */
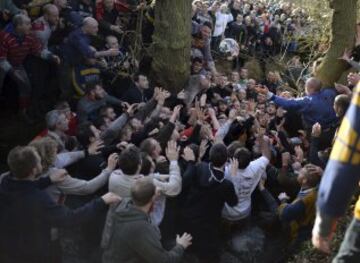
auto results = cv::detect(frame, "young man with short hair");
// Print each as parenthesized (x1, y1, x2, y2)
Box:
(102, 177, 192, 263)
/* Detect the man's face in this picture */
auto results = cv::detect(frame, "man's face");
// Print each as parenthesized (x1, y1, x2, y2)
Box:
(247, 79, 256, 89)
(240, 69, 248, 79)
(57, 113, 69, 132)
(267, 104, 276, 115)
(257, 94, 266, 104)
(200, 25, 211, 39)
(236, 15, 243, 23)
(218, 102, 227, 112)
(267, 72, 276, 83)
(18, 17, 32, 35)
(106, 37, 119, 49)
(257, 103, 266, 112)
(130, 118, 143, 132)
(201, 3, 209, 13)
(94, 85, 106, 99)
(238, 90, 246, 100)
(192, 61, 203, 73)
(106, 107, 116, 121)
(104, 0, 115, 10)
(265, 37, 273, 46)
(46, 9, 60, 26)
(152, 139, 162, 159)
(137, 75, 149, 90)
(231, 72, 240, 82)
(87, 21, 99, 36)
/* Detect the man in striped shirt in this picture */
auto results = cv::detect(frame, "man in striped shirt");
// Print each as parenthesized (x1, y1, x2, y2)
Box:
(0, 14, 59, 122)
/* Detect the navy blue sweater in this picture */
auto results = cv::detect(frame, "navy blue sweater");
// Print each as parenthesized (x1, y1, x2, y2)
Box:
(0, 175, 107, 263)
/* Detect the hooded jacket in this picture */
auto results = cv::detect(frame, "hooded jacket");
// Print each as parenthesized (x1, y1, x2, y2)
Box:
(102, 199, 184, 263)
(182, 162, 238, 226)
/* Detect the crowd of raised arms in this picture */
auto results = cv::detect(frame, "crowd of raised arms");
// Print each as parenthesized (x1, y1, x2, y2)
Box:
(0, 0, 359, 263)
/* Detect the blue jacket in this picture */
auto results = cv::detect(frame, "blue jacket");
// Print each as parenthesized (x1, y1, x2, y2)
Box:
(270, 88, 338, 129)
(60, 28, 96, 66)
(0, 175, 107, 263)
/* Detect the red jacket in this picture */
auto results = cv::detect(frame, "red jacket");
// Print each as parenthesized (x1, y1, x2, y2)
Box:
(95, 0, 130, 20)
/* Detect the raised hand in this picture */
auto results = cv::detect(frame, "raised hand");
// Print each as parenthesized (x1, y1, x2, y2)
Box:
(107, 153, 119, 171)
(127, 103, 139, 116)
(311, 122, 322, 138)
(199, 139, 209, 161)
(176, 233, 193, 249)
(278, 192, 290, 202)
(88, 140, 105, 155)
(229, 158, 239, 177)
(165, 141, 180, 161)
(182, 146, 196, 162)
(170, 105, 182, 123)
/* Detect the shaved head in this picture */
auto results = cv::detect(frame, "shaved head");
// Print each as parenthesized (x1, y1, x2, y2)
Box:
(43, 4, 59, 25)
(82, 17, 99, 35)
(305, 77, 322, 95)
(43, 4, 58, 14)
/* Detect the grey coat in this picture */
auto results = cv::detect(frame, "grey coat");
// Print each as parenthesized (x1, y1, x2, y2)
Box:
(102, 199, 184, 263)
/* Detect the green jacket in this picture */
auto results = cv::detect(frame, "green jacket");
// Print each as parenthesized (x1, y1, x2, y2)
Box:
(102, 199, 184, 263)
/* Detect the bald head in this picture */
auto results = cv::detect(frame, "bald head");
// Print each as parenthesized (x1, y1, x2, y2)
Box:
(43, 4, 59, 26)
(305, 77, 322, 95)
(82, 17, 99, 36)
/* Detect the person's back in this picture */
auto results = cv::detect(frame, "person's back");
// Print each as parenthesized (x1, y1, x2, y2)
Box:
(182, 162, 237, 225)
(181, 144, 237, 262)
(223, 155, 269, 221)
(222, 136, 271, 221)
(102, 177, 191, 263)
(0, 175, 55, 263)
(306, 88, 337, 129)
(108, 146, 142, 197)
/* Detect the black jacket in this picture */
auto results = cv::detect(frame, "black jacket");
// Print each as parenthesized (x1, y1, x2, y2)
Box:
(180, 162, 237, 256)
(181, 162, 237, 226)
(0, 175, 107, 263)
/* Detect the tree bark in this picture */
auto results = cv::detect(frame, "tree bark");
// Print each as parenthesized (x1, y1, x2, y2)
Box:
(314, 0, 358, 87)
(151, 0, 192, 94)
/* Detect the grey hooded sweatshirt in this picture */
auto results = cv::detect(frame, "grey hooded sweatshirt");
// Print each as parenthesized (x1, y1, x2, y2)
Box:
(102, 199, 184, 263)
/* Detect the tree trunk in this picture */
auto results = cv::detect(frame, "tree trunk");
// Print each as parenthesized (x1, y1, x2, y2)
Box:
(314, 0, 358, 87)
(151, 0, 192, 94)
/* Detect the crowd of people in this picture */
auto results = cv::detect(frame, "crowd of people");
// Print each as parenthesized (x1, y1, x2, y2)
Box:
(0, 0, 359, 263)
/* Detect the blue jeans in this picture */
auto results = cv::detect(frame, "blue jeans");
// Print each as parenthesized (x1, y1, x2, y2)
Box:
(333, 218, 360, 263)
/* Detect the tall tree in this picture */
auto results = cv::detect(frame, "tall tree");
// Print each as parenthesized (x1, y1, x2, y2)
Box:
(151, 0, 192, 94)
(314, 0, 358, 86)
